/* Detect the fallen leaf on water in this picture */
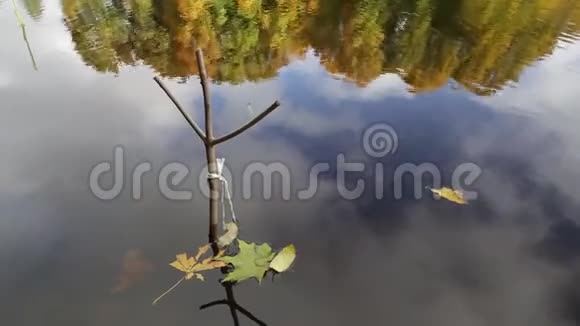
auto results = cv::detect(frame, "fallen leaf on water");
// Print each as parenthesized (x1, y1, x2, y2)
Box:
(429, 187, 468, 205)
(219, 240, 275, 283)
(194, 243, 211, 260)
(269, 244, 296, 273)
(169, 244, 226, 281)
(217, 222, 239, 247)
(154, 244, 226, 305)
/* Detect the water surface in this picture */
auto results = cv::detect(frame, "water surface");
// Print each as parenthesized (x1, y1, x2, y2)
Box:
(2, 0, 580, 325)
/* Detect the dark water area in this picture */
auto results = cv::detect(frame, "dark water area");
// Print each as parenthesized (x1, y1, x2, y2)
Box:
(2, 0, 580, 325)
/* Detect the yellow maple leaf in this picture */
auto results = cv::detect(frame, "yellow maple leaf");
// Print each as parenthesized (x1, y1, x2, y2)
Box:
(429, 187, 468, 205)
(154, 244, 227, 305)
(170, 253, 195, 273)
(194, 243, 211, 260)
(169, 244, 226, 280)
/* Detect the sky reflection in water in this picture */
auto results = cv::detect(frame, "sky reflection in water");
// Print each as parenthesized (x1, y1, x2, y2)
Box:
(1, 0, 580, 325)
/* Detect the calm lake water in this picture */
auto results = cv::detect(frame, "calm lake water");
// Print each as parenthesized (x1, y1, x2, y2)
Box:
(2, 0, 580, 325)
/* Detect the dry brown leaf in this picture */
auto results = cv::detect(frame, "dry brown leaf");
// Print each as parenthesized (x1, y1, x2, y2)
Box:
(154, 244, 227, 305)
(169, 245, 226, 280)
(194, 244, 210, 260)
(429, 187, 468, 205)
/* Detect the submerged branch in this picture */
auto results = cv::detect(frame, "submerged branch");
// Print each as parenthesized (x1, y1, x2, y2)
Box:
(200, 288, 267, 326)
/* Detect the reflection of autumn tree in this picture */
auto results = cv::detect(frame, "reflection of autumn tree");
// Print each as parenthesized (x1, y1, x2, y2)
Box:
(62, 0, 580, 93)
(166, 0, 314, 82)
(315, 0, 580, 93)
(63, 0, 132, 73)
(382, 0, 445, 92)
(129, 0, 172, 74)
(451, 0, 580, 94)
(316, 0, 390, 85)
(63, 0, 315, 82)
(21, 0, 44, 20)
(315, 0, 578, 94)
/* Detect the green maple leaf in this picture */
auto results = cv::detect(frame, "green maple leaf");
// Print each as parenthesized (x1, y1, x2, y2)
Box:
(219, 240, 275, 283)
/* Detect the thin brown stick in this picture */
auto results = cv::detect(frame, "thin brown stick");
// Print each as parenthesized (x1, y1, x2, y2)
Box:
(153, 76, 207, 144)
(194, 49, 220, 249)
(213, 101, 281, 145)
(194, 48, 240, 326)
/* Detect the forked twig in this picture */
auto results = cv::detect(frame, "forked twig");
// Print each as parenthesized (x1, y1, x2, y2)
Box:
(153, 48, 280, 326)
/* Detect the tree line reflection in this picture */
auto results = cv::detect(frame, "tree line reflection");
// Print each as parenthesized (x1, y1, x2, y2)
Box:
(56, 0, 580, 95)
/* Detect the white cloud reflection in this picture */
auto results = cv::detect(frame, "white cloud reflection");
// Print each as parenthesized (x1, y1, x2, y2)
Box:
(2, 5, 580, 325)
(473, 40, 580, 199)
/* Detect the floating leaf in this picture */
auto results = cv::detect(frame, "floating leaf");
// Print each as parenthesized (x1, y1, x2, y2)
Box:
(218, 240, 275, 283)
(194, 244, 211, 261)
(154, 244, 226, 305)
(169, 244, 226, 281)
(269, 244, 296, 273)
(429, 187, 468, 205)
(218, 222, 239, 247)
(254, 243, 275, 266)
